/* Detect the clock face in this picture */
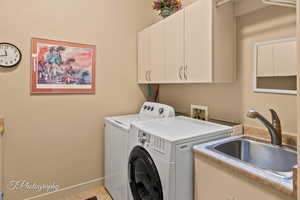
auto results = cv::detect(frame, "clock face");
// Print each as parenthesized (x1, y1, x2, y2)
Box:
(0, 43, 22, 68)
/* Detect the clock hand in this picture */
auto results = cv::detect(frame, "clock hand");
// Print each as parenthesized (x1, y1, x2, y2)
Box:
(4, 50, 7, 56)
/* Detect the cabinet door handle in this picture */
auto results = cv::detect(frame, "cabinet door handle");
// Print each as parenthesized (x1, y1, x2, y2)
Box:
(149, 70, 152, 81)
(145, 71, 148, 81)
(178, 66, 183, 80)
(146, 70, 151, 81)
(184, 65, 188, 80)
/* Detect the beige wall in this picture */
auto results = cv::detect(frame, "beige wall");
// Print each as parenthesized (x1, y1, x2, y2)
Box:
(0, 0, 155, 199)
(159, 5, 297, 133)
(0, 1, 298, 199)
(238, 6, 297, 133)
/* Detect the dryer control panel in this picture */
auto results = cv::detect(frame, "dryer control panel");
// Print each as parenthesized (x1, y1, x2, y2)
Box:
(139, 102, 175, 118)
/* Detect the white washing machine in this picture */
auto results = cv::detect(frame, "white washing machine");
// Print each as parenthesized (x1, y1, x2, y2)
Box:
(128, 116, 233, 200)
(104, 102, 175, 200)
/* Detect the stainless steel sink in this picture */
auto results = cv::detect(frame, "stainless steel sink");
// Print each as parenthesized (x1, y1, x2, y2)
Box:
(207, 137, 297, 179)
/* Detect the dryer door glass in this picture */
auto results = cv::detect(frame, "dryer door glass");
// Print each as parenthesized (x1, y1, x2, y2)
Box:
(128, 146, 163, 200)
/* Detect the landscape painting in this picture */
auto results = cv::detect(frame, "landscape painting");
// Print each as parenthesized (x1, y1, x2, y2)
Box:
(31, 38, 96, 93)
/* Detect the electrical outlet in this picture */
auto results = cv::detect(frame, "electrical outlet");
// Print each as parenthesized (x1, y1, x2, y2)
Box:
(190, 104, 208, 121)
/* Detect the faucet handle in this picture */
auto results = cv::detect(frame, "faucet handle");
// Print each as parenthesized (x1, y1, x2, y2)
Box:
(269, 109, 282, 137)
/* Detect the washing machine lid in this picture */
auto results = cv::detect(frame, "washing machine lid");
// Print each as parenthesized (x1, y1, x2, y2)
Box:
(132, 116, 233, 142)
(105, 114, 157, 131)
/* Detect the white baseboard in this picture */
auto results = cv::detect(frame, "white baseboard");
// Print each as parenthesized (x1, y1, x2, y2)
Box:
(23, 177, 104, 200)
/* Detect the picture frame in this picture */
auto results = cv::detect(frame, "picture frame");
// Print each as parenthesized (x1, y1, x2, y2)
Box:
(31, 38, 96, 94)
(191, 105, 208, 121)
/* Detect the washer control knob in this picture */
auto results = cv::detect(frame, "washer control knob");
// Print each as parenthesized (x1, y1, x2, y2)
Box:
(143, 105, 147, 110)
(151, 107, 154, 111)
(159, 108, 164, 115)
(139, 134, 148, 144)
(147, 106, 151, 110)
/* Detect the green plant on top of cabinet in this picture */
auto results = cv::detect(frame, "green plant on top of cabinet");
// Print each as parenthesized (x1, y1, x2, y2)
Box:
(137, 0, 236, 84)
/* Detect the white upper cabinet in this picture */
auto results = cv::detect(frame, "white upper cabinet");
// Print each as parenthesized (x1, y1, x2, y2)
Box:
(257, 45, 274, 77)
(138, 21, 165, 83)
(273, 40, 297, 76)
(254, 38, 297, 95)
(185, 0, 213, 82)
(138, 0, 236, 84)
(149, 21, 166, 82)
(138, 29, 150, 82)
(165, 10, 185, 82)
(256, 38, 297, 77)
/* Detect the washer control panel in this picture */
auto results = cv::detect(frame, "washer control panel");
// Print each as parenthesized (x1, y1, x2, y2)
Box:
(139, 102, 175, 118)
(137, 130, 170, 158)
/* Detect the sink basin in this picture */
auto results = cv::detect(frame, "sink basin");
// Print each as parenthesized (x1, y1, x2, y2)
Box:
(207, 137, 297, 179)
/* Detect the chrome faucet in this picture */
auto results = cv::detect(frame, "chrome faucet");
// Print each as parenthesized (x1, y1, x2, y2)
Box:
(247, 109, 282, 146)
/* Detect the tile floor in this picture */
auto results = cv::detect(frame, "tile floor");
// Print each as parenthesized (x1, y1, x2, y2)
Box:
(61, 186, 112, 200)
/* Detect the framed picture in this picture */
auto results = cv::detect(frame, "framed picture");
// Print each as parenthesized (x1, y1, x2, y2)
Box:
(191, 105, 208, 121)
(31, 38, 96, 93)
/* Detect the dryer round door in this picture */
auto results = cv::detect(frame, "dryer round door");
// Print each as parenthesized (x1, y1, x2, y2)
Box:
(128, 146, 163, 200)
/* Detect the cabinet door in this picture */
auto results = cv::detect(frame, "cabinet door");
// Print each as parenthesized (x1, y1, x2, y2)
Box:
(138, 29, 150, 83)
(273, 40, 297, 76)
(185, 0, 213, 82)
(195, 155, 294, 200)
(165, 10, 185, 82)
(256, 44, 274, 77)
(149, 21, 166, 82)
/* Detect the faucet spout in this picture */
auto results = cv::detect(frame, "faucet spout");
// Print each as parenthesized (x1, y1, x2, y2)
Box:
(247, 109, 282, 146)
(270, 109, 282, 145)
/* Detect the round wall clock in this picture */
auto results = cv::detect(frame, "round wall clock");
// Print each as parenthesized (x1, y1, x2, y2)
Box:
(0, 43, 22, 68)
